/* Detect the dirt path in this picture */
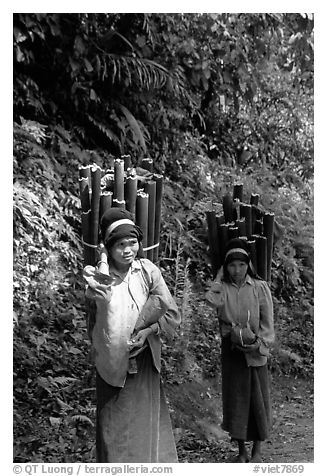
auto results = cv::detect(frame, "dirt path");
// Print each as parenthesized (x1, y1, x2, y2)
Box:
(167, 374, 313, 463)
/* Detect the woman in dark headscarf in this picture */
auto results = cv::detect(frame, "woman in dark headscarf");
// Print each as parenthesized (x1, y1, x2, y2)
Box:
(83, 208, 180, 463)
(206, 238, 275, 462)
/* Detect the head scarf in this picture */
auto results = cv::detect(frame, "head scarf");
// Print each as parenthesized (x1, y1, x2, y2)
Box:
(223, 238, 259, 280)
(100, 209, 144, 256)
(224, 238, 250, 266)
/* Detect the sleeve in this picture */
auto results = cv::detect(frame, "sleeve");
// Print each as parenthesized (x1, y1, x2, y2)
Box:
(83, 265, 113, 301)
(141, 260, 181, 338)
(83, 265, 113, 341)
(134, 293, 170, 333)
(257, 280, 275, 355)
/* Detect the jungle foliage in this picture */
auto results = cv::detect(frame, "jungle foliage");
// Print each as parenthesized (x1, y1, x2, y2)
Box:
(13, 13, 313, 462)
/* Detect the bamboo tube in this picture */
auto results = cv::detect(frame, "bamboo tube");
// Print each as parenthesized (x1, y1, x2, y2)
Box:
(144, 180, 156, 261)
(215, 215, 225, 269)
(141, 158, 153, 173)
(256, 235, 268, 280)
(90, 165, 101, 253)
(102, 172, 115, 192)
(223, 193, 234, 223)
(247, 239, 257, 274)
(254, 206, 264, 221)
(216, 214, 225, 226)
(79, 177, 90, 213)
(240, 203, 252, 237)
(79, 168, 92, 259)
(79, 164, 92, 182)
(122, 154, 132, 170)
(228, 226, 239, 241)
(136, 191, 149, 250)
(236, 218, 246, 237)
(250, 193, 260, 206)
(125, 174, 138, 217)
(100, 191, 113, 219)
(251, 204, 258, 234)
(112, 199, 126, 209)
(79, 166, 95, 265)
(114, 159, 125, 201)
(233, 198, 240, 221)
(153, 174, 163, 263)
(218, 223, 229, 263)
(263, 212, 274, 282)
(206, 211, 220, 277)
(254, 219, 264, 235)
(233, 183, 243, 202)
(79, 176, 91, 264)
(81, 209, 95, 265)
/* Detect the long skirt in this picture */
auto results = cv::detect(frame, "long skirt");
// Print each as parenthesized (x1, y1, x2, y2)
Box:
(96, 347, 178, 463)
(221, 336, 272, 442)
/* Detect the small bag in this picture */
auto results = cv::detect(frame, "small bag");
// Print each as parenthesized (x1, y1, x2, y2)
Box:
(230, 311, 256, 346)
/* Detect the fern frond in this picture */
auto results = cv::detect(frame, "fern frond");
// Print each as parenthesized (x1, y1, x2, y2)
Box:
(180, 260, 193, 325)
(173, 239, 193, 355)
(20, 118, 48, 144)
(174, 238, 185, 302)
(51, 376, 78, 387)
(71, 414, 94, 426)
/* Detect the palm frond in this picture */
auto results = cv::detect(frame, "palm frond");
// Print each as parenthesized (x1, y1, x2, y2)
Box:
(117, 104, 147, 152)
(86, 114, 121, 146)
(113, 31, 135, 51)
(103, 53, 187, 96)
(99, 29, 135, 53)
(142, 14, 156, 45)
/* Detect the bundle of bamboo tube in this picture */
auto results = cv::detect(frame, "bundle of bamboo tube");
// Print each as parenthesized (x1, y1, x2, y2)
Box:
(206, 183, 274, 282)
(78, 157, 163, 265)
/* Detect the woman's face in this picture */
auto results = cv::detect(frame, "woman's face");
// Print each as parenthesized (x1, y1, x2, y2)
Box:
(226, 259, 248, 286)
(110, 237, 139, 271)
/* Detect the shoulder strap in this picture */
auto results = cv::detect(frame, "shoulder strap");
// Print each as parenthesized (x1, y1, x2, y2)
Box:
(139, 259, 152, 290)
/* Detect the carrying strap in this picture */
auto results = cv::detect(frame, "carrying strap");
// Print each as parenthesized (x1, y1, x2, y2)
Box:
(139, 259, 152, 292)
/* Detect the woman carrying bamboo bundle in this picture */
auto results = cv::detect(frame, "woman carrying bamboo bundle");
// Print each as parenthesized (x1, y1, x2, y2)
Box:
(83, 208, 180, 463)
(205, 238, 274, 463)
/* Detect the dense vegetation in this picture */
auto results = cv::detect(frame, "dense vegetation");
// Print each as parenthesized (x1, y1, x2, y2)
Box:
(13, 13, 313, 462)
